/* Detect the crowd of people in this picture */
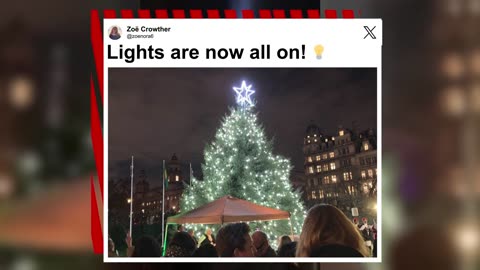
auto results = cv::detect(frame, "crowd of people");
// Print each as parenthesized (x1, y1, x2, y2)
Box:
(108, 204, 378, 258)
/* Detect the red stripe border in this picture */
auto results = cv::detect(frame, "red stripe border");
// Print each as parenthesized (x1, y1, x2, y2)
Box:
(91, 8, 356, 254)
(99, 9, 357, 19)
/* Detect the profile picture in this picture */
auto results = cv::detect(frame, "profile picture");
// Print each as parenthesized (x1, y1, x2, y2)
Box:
(108, 26, 122, 40)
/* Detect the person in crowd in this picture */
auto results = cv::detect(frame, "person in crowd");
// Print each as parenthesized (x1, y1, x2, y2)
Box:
(177, 224, 185, 232)
(165, 231, 197, 257)
(125, 231, 134, 257)
(359, 217, 373, 256)
(277, 241, 297, 257)
(277, 235, 292, 254)
(372, 220, 378, 257)
(296, 204, 369, 257)
(252, 230, 277, 257)
(108, 237, 118, 257)
(216, 222, 255, 257)
(187, 228, 198, 246)
(131, 236, 161, 257)
(198, 227, 216, 247)
(353, 217, 360, 227)
(192, 242, 218, 257)
(109, 26, 121, 40)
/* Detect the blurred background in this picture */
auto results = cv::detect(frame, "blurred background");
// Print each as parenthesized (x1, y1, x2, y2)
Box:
(0, 0, 478, 270)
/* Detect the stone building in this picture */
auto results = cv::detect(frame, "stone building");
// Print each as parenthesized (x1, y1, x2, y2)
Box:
(132, 154, 188, 224)
(303, 124, 377, 218)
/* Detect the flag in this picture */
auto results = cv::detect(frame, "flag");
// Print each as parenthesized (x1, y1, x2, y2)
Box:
(163, 164, 168, 189)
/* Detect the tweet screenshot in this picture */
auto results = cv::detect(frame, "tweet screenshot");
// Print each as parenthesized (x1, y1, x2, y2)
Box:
(104, 19, 382, 263)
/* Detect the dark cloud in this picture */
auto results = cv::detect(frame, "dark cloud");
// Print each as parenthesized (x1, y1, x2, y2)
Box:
(108, 68, 376, 184)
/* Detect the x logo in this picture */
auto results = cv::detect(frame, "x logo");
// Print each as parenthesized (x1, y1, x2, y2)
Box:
(364, 26, 376, 39)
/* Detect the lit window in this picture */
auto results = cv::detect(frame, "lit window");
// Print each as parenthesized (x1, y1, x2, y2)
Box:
(323, 164, 329, 171)
(339, 130, 344, 136)
(314, 134, 317, 137)
(323, 176, 330, 184)
(319, 190, 324, 199)
(315, 155, 321, 161)
(348, 185, 357, 196)
(361, 171, 366, 179)
(363, 183, 370, 194)
(311, 190, 317, 199)
(314, 139, 317, 142)
(175, 175, 179, 181)
(307, 140, 311, 143)
(308, 166, 314, 174)
(307, 156, 313, 162)
(330, 162, 336, 170)
(142, 202, 145, 206)
(329, 152, 335, 158)
(331, 175, 337, 183)
(307, 135, 310, 138)
(364, 143, 369, 151)
(368, 169, 373, 178)
(316, 165, 321, 173)
(322, 154, 328, 160)
(343, 172, 352, 181)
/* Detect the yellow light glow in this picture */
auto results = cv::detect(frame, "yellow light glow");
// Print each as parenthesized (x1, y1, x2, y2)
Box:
(471, 84, 480, 113)
(454, 222, 479, 256)
(471, 49, 480, 75)
(314, 44, 324, 59)
(127, 198, 132, 203)
(8, 76, 35, 110)
(443, 52, 464, 79)
(442, 86, 466, 116)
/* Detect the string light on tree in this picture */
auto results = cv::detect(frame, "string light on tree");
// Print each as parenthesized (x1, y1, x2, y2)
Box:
(180, 81, 305, 246)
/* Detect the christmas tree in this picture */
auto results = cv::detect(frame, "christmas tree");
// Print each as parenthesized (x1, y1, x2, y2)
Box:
(180, 81, 305, 246)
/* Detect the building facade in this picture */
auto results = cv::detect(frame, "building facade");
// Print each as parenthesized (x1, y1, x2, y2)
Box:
(303, 124, 377, 218)
(132, 154, 188, 225)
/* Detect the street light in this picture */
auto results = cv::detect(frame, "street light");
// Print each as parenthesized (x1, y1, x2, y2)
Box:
(127, 198, 132, 204)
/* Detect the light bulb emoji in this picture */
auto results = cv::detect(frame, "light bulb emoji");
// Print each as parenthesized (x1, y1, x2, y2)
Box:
(314, 44, 324, 59)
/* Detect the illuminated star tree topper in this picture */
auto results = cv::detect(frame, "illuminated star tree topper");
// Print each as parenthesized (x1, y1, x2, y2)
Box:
(233, 80, 255, 108)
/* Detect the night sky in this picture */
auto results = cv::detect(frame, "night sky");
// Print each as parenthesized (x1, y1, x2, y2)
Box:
(108, 68, 376, 185)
